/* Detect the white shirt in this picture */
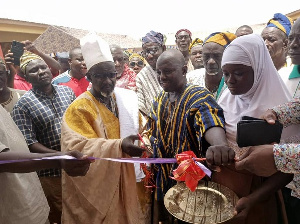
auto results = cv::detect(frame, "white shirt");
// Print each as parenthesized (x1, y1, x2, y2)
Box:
(279, 65, 300, 98)
(0, 106, 49, 224)
(186, 68, 205, 87)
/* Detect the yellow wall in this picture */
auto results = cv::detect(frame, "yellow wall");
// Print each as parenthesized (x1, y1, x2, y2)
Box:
(286, 10, 300, 21)
(0, 18, 48, 55)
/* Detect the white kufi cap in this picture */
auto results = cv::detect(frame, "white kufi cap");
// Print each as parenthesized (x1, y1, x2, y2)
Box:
(80, 32, 113, 70)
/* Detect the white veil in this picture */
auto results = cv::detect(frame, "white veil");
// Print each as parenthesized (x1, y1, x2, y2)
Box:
(218, 34, 299, 157)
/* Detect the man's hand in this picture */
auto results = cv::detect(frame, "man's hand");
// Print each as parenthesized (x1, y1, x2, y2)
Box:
(121, 135, 145, 157)
(235, 145, 277, 176)
(4, 51, 15, 66)
(61, 150, 93, 177)
(22, 40, 39, 55)
(206, 145, 235, 171)
(261, 109, 278, 124)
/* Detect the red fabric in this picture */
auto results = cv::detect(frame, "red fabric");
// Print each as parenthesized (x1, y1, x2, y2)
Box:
(115, 64, 137, 90)
(171, 151, 206, 192)
(14, 73, 32, 91)
(140, 152, 156, 192)
(175, 29, 192, 37)
(58, 77, 89, 97)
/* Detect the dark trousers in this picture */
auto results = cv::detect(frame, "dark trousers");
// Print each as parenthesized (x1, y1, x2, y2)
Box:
(282, 187, 300, 224)
(39, 177, 62, 224)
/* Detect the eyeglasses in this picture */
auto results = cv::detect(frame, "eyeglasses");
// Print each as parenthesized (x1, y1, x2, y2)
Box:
(113, 57, 124, 63)
(142, 47, 161, 57)
(91, 72, 117, 80)
(129, 61, 144, 67)
(176, 35, 190, 40)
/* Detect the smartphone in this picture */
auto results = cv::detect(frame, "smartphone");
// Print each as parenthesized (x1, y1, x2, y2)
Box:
(11, 40, 25, 66)
(241, 116, 263, 121)
(237, 119, 283, 147)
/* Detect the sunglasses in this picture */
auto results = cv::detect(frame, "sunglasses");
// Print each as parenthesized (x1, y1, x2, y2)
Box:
(91, 72, 117, 80)
(129, 61, 144, 67)
(142, 47, 161, 57)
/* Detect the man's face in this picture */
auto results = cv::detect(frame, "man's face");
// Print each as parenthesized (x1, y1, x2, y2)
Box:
(156, 56, 186, 92)
(0, 64, 7, 91)
(129, 57, 144, 74)
(88, 62, 117, 96)
(142, 42, 164, 70)
(25, 59, 53, 87)
(202, 42, 224, 75)
(59, 58, 70, 74)
(190, 45, 204, 69)
(288, 21, 300, 65)
(222, 64, 254, 95)
(175, 31, 192, 53)
(110, 47, 125, 77)
(69, 49, 87, 77)
(261, 27, 287, 60)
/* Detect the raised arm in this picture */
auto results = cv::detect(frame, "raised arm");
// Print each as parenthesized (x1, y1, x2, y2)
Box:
(23, 40, 61, 74)
(4, 51, 17, 88)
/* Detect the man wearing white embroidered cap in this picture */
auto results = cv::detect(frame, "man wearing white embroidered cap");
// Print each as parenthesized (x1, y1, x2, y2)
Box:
(60, 32, 144, 224)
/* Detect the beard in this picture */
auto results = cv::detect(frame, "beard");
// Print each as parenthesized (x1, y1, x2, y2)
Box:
(206, 72, 218, 76)
(100, 91, 113, 97)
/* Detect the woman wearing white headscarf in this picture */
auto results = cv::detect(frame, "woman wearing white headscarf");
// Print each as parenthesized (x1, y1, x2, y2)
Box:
(214, 34, 297, 224)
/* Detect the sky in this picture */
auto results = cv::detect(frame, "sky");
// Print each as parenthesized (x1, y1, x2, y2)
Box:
(1, 0, 298, 40)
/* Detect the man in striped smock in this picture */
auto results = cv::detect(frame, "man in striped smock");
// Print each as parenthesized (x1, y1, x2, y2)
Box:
(146, 49, 235, 223)
(136, 31, 165, 119)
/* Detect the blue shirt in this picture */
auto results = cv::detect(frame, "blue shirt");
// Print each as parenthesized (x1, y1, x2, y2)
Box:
(12, 85, 76, 177)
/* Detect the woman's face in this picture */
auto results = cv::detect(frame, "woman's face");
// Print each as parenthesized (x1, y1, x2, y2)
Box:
(222, 64, 254, 95)
(129, 57, 144, 74)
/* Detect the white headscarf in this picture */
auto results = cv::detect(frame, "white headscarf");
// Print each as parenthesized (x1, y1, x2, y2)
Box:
(218, 34, 298, 156)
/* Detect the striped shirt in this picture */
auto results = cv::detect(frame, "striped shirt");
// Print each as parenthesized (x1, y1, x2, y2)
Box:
(146, 84, 225, 200)
(12, 85, 76, 177)
(136, 65, 162, 116)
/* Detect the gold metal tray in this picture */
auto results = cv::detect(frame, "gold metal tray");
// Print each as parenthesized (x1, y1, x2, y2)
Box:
(164, 181, 239, 224)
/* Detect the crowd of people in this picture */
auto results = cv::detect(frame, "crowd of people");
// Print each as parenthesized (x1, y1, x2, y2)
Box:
(0, 12, 299, 224)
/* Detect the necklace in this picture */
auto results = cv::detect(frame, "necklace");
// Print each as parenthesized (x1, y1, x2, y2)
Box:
(207, 84, 219, 93)
(166, 92, 180, 125)
(166, 101, 176, 123)
(95, 95, 118, 118)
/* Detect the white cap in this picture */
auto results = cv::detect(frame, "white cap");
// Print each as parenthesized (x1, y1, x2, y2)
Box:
(80, 32, 113, 70)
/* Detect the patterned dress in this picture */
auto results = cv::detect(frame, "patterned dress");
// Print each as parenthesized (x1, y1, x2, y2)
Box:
(115, 64, 137, 91)
(273, 98, 300, 198)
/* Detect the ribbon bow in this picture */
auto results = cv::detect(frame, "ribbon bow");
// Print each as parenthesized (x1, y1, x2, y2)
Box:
(171, 151, 210, 192)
